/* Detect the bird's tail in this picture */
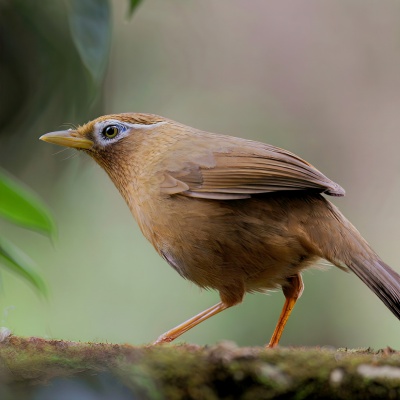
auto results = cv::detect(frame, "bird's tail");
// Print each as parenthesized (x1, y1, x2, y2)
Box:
(304, 197, 400, 320)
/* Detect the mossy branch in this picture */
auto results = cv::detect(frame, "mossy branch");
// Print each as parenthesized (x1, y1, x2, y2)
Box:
(0, 334, 399, 399)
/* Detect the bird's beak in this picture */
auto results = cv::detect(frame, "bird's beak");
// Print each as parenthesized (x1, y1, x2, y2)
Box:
(39, 130, 94, 150)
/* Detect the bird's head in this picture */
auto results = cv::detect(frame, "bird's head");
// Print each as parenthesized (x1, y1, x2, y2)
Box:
(41, 113, 168, 153)
(40, 113, 175, 202)
(40, 113, 171, 172)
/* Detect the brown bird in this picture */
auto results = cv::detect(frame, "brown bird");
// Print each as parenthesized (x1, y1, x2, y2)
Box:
(40, 113, 400, 347)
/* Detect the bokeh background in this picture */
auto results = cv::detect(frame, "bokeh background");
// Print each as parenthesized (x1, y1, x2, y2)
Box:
(2, 0, 400, 349)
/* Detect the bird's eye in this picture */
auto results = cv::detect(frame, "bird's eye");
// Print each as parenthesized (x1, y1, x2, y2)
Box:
(102, 125, 120, 139)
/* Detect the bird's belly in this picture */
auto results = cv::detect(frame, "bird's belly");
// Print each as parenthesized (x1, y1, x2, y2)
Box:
(159, 237, 316, 293)
(146, 195, 315, 293)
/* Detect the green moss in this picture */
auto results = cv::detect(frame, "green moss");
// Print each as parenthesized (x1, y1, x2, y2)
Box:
(0, 336, 399, 398)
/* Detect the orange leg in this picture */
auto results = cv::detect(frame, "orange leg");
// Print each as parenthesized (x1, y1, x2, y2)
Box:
(153, 301, 230, 345)
(267, 273, 304, 348)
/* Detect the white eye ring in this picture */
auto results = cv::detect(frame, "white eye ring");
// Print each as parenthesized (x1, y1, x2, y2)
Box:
(94, 120, 130, 146)
(93, 119, 168, 147)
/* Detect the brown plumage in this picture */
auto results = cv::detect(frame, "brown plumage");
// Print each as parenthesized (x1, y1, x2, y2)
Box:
(40, 113, 400, 346)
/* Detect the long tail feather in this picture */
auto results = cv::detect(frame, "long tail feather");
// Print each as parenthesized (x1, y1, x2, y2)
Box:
(306, 197, 400, 320)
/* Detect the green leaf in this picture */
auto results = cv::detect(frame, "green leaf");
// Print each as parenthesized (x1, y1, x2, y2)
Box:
(0, 236, 47, 297)
(128, 0, 143, 16)
(0, 168, 55, 237)
(68, 0, 111, 84)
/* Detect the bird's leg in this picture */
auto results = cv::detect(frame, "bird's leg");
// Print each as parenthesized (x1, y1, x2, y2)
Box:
(153, 301, 230, 345)
(267, 273, 304, 348)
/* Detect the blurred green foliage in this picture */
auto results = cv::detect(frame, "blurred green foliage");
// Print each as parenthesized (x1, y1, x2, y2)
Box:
(68, 0, 111, 85)
(128, 0, 143, 16)
(0, 168, 54, 295)
(0, 169, 55, 234)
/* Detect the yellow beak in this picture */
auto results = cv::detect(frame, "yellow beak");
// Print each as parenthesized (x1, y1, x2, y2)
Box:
(39, 130, 94, 150)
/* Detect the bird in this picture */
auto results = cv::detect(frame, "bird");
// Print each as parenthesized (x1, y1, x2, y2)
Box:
(40, 113, 400, 347)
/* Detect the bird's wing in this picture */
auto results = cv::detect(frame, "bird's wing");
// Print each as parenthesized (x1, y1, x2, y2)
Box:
(160, 135, 344, 200)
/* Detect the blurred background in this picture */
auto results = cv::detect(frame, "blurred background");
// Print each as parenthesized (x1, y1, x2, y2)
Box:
(1, 0, 400, 349)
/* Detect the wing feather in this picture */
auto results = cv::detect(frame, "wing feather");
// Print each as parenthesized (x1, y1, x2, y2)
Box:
(159, 134, 344, 200)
